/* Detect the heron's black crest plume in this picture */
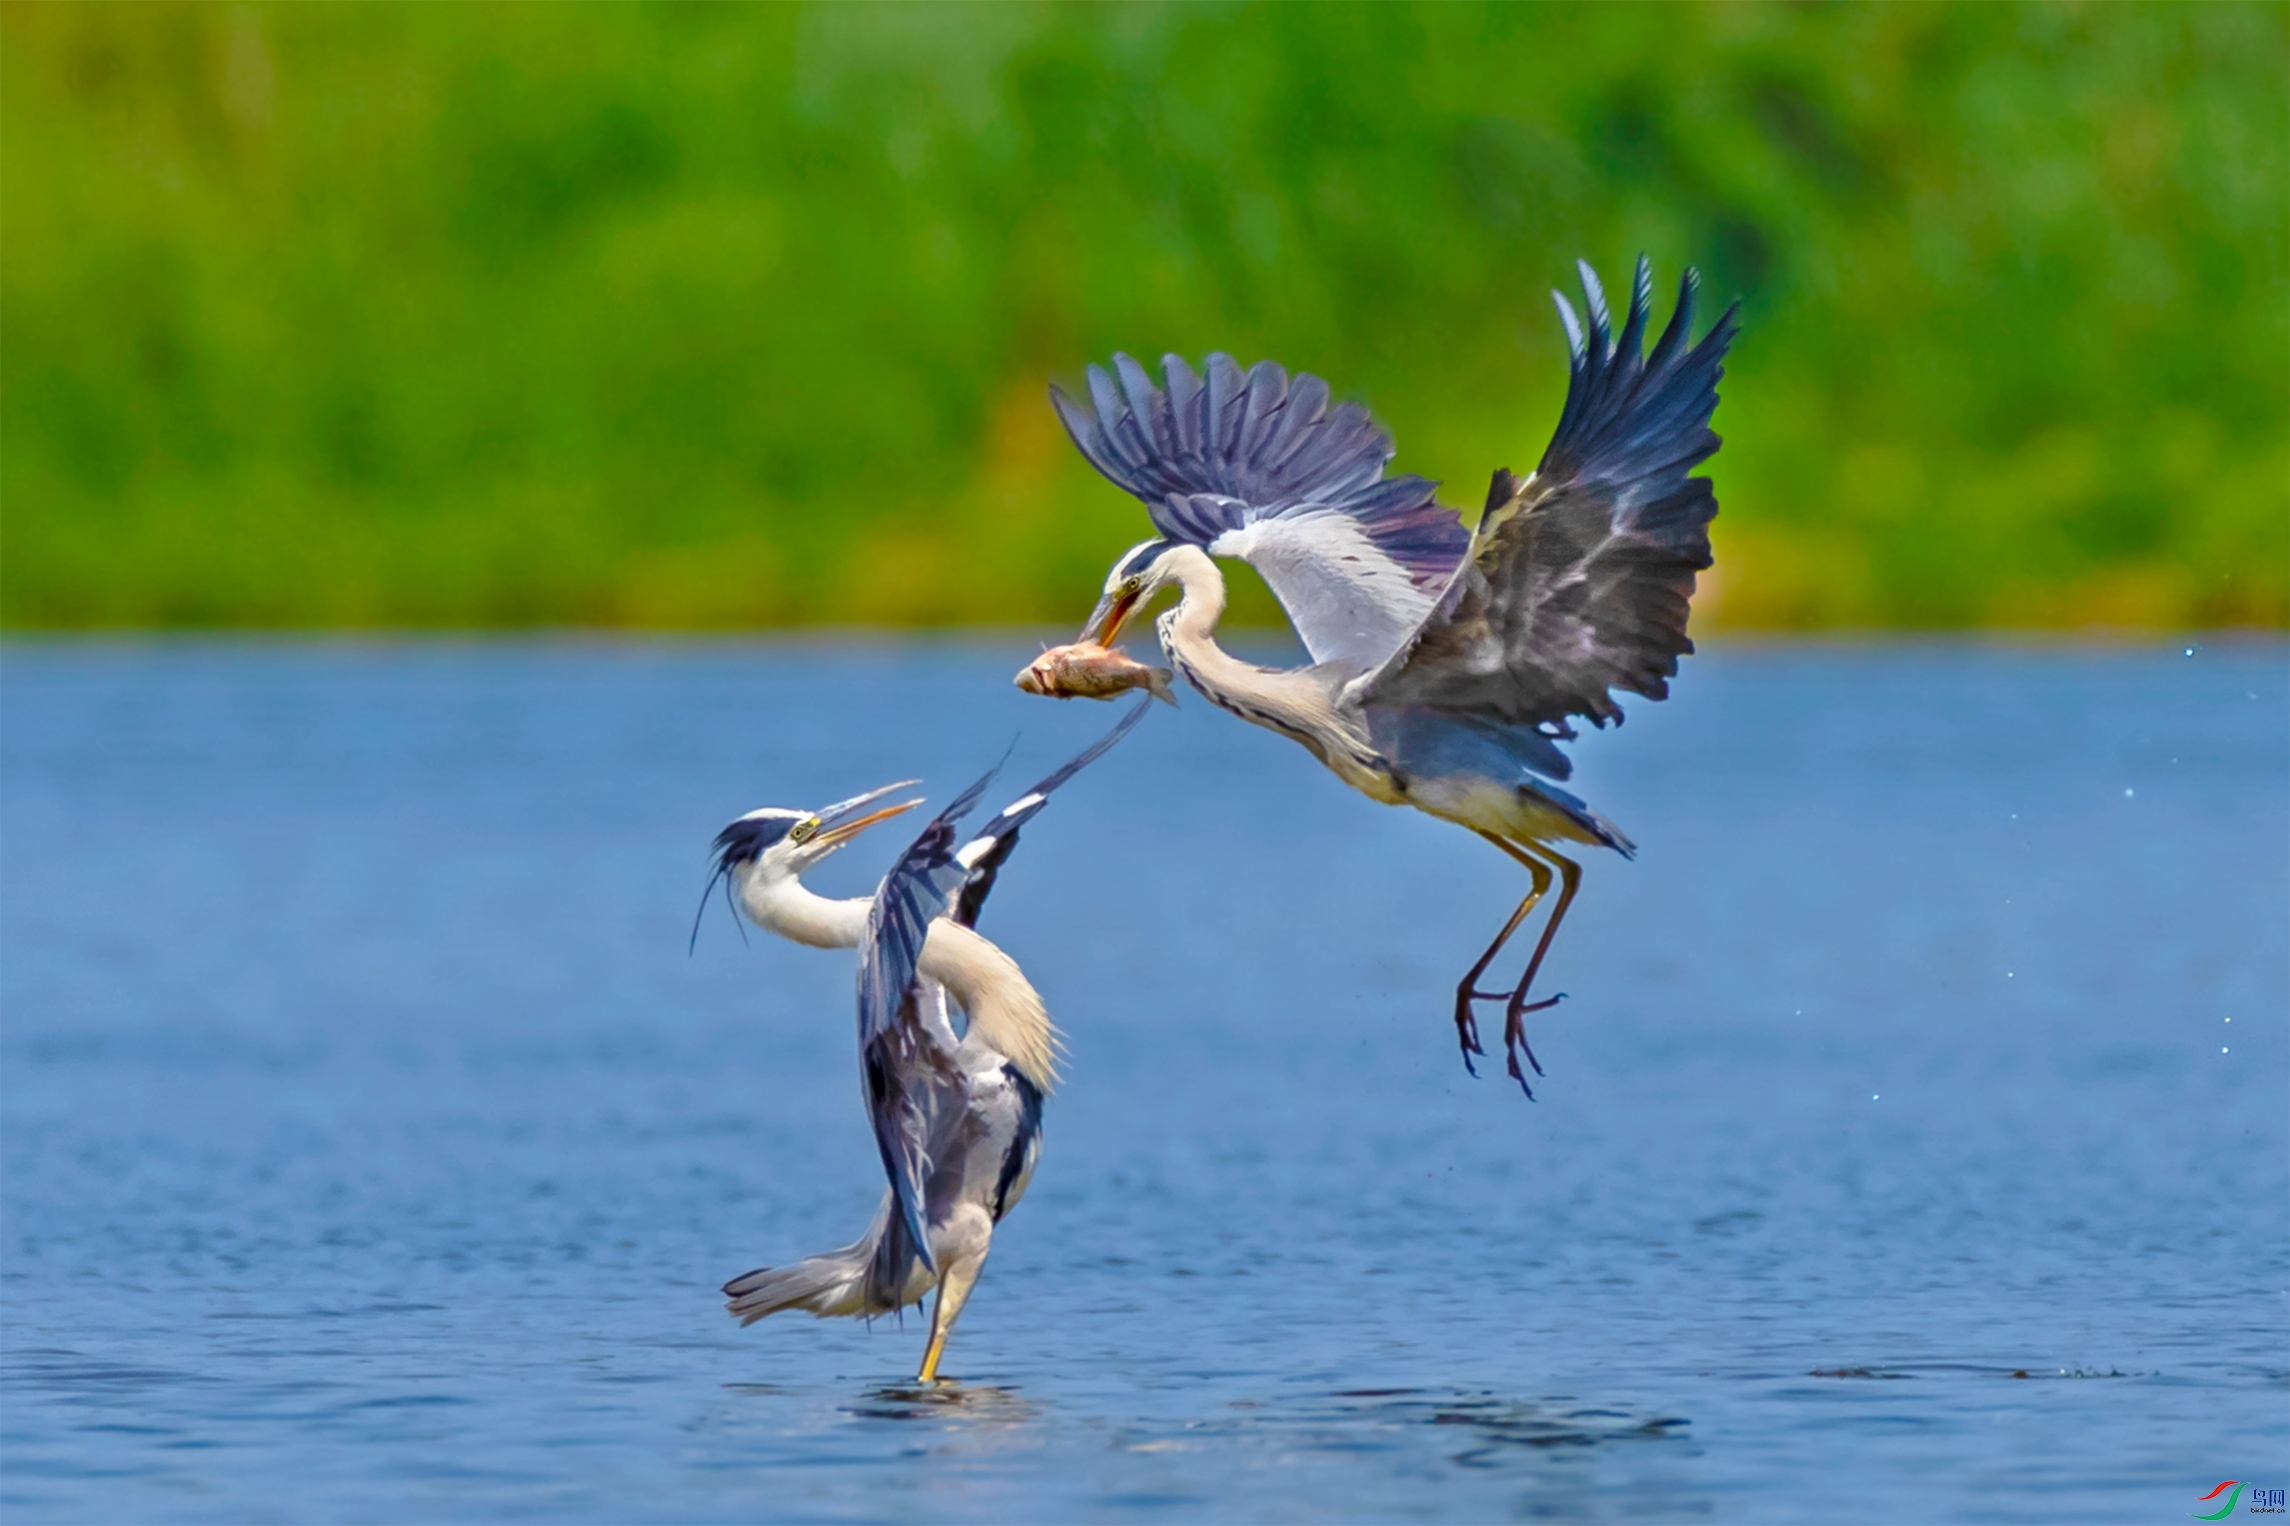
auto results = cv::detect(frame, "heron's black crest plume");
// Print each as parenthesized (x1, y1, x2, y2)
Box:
(690, 810, 803, 953)
(709, 810, 802, 870)
(1112, 538, 1178, 583)
(687, 868, 754, 956)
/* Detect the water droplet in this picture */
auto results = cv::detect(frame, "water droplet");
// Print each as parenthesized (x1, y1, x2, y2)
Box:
(2124, 788, 2135, 798)
(1871, 1094, 1880, 1101)
(2006, 972, 2014, 978)
(2222, 1047, 2229, 1054)
(2183, 646, 2196, 657)
(2224, 1017, 2232, 1023)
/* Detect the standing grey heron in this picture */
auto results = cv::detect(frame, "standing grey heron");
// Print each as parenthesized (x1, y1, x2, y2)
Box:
(1034, 256, 1736, 1095)
(708, 700, 1148, 1381)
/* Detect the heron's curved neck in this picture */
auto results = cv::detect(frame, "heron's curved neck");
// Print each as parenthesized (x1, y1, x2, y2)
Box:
(914, 920, 1058, 1093)
(1156, 545, 1356, 768)
(738, 868, 867, 949)
(1157, 545, 1254, 694)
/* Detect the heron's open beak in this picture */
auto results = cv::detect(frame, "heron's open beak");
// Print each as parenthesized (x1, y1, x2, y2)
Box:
(1080, 588, 1139, 647)
(810, 779, 923, 852)
(814, 799, 919, 851)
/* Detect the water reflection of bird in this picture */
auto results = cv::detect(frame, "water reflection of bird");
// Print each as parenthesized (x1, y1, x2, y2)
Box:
(706, 700, 1148, 1381)
(1044, 257, 1735, 1094)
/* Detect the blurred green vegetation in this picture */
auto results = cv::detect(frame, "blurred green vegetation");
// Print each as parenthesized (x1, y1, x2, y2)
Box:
(4, 2, 2284, 631)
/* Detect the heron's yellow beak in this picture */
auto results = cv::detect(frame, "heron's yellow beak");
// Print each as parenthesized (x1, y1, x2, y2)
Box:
(1081, 587, 1140, 647)
(813, 799, 920, 851)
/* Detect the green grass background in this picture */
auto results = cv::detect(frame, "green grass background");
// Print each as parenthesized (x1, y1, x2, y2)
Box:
(5, 2, 2284, 631)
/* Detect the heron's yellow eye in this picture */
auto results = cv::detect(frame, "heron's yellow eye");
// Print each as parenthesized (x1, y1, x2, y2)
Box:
(788, 818, 819, 844)
(1122, 577, 1144, 596)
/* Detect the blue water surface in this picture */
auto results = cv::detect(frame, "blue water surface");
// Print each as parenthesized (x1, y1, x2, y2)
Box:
(2, 638, 2285, 1524)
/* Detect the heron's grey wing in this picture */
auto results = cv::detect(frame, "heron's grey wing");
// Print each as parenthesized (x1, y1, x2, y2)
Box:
(1354, 257, 1737, 734)
(950, 697, 1150, 929)
(856, 768, 998, 1270)
(1053, 352, 1469, 665)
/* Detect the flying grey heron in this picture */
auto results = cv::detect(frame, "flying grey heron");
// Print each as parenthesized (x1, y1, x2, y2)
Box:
(707, 700, 1149, 1381)
(1040, 256, 1736, 1096)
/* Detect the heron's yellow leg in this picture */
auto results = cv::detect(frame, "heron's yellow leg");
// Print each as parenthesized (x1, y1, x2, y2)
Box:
(915, 1253, 987, 1383)
(918, 1326, 949, 1383)
(1453, 833, 1554, 1073)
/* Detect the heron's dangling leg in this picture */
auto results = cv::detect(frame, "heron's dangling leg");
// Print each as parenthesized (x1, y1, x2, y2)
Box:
(1496, 844, 1584, 1093)
(1508, 846, 1582, 1004)
(916, 1251, 988, 1383)
(1453, 833, 1554, 1077)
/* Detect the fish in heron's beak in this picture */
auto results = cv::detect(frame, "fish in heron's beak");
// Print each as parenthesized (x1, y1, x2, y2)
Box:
(1015, 643, 1175, 705)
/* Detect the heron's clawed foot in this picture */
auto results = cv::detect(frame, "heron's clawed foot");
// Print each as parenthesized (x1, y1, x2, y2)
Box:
(1451, 986, 1488, 1077)
(1500, 991, 1565, 1098)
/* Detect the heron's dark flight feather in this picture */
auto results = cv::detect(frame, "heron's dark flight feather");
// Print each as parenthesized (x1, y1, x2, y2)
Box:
(1052, 353, 1469, 591)
(1358, 256, 1737, 732)
(951, 697, 1150, 928)
(991, 1067, 1044, 1222)
(857, 772, 996, 1278)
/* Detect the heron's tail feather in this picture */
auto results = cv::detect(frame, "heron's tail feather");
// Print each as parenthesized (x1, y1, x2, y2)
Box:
(724, 1249, 875, 1323)
(723, 1194, 931, 1325)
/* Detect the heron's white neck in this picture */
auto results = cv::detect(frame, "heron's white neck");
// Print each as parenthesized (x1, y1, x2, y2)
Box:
(1154, 545, 1383, 790)
(736, 861, 1059, 1092)
(916, 919, 1059, 1092)
(1155, 545, 1256, 699)
(737, 866, 868, 949)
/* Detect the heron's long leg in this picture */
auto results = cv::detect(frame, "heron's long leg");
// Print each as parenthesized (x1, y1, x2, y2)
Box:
(1508, 845, 1582, 1005)
(1453, 832, 1554, 1076)
(916, 1252, 988, 1383)
(1495, 843, 1584, 1093)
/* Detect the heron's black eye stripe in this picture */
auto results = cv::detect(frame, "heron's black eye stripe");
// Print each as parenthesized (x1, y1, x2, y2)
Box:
(708, 811, 802, 868)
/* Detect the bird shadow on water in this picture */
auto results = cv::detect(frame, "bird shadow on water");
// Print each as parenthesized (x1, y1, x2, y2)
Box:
(839, 1379, 1043, 1425)
(719, 1376, 1044, 1428)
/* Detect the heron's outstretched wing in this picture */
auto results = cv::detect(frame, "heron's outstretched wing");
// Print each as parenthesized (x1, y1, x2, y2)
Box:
(1053, 353, 1469, 668)
(1352, 257, 1737, 734)
(857, 770, 997, 1273)
(950, 696, 1151, 929)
